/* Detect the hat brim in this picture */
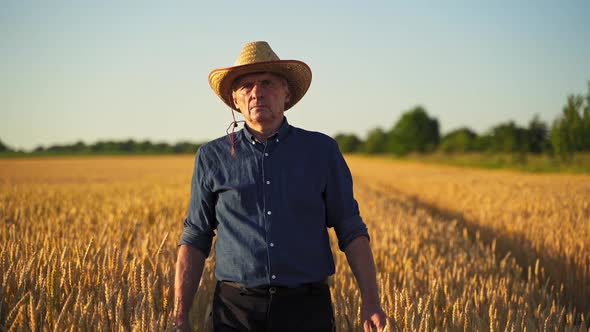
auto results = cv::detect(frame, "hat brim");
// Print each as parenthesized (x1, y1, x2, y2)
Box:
(208, 60, 312, 111)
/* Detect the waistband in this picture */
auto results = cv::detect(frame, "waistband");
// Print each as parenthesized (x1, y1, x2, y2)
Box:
(219, 279, 328, 295)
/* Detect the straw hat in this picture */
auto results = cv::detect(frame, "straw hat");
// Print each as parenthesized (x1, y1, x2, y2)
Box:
(208, 41, 312, 111)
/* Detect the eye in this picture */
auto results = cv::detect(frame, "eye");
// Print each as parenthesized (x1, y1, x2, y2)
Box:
(238, 82, 254, 94)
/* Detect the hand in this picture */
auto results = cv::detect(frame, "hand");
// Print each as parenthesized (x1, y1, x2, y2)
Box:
(361, 302, 387, 332)
(174, 322, 191, 332)
(174, 314, 191, 332)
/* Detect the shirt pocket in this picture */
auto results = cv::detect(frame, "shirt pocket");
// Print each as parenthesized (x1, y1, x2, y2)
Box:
(215, 159, 263, 219)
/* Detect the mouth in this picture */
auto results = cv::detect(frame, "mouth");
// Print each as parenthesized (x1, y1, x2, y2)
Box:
(250, 105, 268, 111)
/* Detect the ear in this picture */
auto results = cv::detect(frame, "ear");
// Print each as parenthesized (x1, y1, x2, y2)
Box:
(231, 92, 240, 110)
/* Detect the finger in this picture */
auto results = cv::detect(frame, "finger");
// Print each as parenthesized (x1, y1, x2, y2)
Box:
(363, 320, 372, 332)
(373, 314, 386, 331)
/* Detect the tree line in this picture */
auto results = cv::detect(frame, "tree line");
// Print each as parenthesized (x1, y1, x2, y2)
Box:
(334, 81, 590, 160)
(0, 139, 202, 155)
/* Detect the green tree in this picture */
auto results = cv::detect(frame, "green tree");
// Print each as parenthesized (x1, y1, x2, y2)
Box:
(120, 139, 137, 152)
(47, 144, 67, 153)
(473, 131, 493, 152)
(582, 81, 590, 150)
(362, 128, 387, 154)
(154, 142, 173, 153)
(71, 141, 88, 153)
(173, 141, 201, 154)
(138, 140, 154, 153)
(439, 127, 477, 153)
(563, 95, 585, 150)
(550, 118, 574, 160)
(550, 94, 585, 159)
(526, 115, 549, 154)
(0, 139, 11, 152)
(33, 145, 46, 153)
(334, 133, 362, 153)
(488, 121, 528, 154)
(386, 106, 439, 155)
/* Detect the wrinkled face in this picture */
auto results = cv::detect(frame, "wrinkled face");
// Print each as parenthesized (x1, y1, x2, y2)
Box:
(232, 72, 291, 128)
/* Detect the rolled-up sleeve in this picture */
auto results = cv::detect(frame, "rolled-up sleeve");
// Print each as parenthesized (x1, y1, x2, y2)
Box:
(178, 146, 217, 257)
(324, 140, 369, 251)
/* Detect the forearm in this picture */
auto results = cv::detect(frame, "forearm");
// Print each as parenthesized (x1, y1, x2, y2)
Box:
(344, 236, 380, 305)
(174, 244, 206, 327)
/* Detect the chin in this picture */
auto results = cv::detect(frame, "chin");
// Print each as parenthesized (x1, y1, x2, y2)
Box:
(253, 118, 272, 125)
(250, 113, 271, 122)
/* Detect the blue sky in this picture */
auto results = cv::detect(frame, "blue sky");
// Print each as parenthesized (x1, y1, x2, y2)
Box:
(1, 0, 589, 150)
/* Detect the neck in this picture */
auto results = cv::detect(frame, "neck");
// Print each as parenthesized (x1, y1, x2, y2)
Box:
(247, 118, 284, 143)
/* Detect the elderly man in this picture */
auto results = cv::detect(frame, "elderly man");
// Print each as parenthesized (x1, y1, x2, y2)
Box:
(175, 41, 387, 332)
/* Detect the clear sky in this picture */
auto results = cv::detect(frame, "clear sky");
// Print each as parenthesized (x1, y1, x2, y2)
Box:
(1, 0, 589, 151)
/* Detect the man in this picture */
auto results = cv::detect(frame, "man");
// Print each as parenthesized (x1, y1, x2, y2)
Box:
(175, 41, 387, 332)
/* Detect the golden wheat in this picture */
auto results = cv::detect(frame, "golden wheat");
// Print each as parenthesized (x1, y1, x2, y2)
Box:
(0, 156, 589, 331)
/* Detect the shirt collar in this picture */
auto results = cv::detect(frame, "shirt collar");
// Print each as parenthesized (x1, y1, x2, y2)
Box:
(243, 117, 291, 145)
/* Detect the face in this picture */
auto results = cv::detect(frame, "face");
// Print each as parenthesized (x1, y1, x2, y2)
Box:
(232, 72, 291, 129)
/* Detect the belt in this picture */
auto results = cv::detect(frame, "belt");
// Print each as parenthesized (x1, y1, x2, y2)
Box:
(220, 279, 328, 295)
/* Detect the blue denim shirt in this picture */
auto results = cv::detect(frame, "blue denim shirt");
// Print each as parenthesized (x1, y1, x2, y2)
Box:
(178, 118, 369, 287)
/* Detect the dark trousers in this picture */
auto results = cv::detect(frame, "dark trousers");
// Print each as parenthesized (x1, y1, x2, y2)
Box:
(212, 281, 335, 332)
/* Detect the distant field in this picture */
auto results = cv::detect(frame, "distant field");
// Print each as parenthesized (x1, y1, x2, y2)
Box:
(1, 156, 589, 331)
(383, 152, 590, 173)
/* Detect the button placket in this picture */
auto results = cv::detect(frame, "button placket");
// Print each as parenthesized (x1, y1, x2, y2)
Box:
(261, 136, 282, 285)
(262, 144, 273, 219)
(261, 143, 272, 281)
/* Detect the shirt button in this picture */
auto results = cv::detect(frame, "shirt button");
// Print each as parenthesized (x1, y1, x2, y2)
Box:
(276, 139, 279, 142)
(264, 153, 269, 157)
(266, 180, 270, 184)
(270, 242, 274, 247)
(271, 275, 276, 280)
(267, 211, 272, 215)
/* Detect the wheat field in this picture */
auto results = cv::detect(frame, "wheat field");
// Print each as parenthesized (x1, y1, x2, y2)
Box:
(0, 155, 589, 331)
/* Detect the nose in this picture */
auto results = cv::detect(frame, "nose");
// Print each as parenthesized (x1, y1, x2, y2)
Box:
(250, 82, 264, 98)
